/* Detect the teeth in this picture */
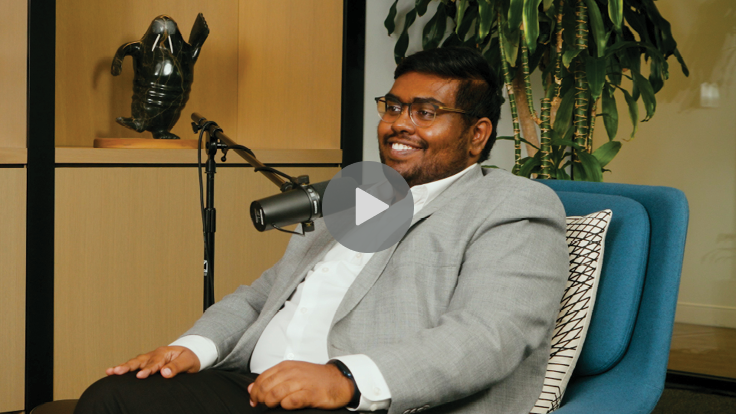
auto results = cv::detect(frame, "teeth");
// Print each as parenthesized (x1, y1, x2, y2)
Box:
(392, 143, 416, 151)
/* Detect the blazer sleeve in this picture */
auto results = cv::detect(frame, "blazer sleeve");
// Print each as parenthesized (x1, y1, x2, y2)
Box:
(180, 231, 307, 361)
(363, 182, 569, 413)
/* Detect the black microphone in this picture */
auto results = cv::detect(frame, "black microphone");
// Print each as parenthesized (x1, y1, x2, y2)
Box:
(250, 180, 330, 232)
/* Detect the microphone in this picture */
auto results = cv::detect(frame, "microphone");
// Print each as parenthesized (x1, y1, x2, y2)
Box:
(250, 180, 330, 232)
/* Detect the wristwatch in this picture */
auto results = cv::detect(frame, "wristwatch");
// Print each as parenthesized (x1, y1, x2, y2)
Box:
(328, 359, 361, 409)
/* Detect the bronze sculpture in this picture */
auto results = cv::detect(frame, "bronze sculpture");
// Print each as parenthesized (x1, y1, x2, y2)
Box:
(111, 14, 209, 139)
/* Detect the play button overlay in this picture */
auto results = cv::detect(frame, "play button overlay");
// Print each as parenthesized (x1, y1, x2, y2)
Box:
(355, 188, 389, 225)
(322, 161, 413, 253)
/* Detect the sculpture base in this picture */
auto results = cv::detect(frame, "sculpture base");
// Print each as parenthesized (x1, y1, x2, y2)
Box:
(94, 138, 202, 149)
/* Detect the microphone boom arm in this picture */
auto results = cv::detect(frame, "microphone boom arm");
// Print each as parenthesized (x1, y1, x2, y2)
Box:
(191, 112, 287, 189)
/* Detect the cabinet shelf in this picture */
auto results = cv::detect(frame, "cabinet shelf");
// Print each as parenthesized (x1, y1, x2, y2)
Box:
(55, 147, 342, 165)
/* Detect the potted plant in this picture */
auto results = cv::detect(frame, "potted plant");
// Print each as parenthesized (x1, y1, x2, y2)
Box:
(384, 0, 689, 181)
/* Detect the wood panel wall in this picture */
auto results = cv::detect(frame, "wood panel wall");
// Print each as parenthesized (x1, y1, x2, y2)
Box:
(237, 0, 343, 149)
(0, 168, 27, 412)
(53, 0, 344, 400)
(0, 0, 27, 149)
(56, 0, 344, 149)
(56, 0, 240, 147)
(54, 166, 339, 399)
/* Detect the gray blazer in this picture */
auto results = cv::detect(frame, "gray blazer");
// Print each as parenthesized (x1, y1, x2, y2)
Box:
(184, 165, 569, 414)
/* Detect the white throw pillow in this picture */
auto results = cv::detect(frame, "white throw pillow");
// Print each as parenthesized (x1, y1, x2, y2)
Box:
(530, 209, 613, 414)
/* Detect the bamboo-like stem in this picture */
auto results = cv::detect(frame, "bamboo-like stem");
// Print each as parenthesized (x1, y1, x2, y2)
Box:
(573, 58, 589, 151)
(512, 73, 541, 156)
(575, 0, 588, 50)
(553, 0, 565, 97)
(520, 29, 540, 124)
(539, 98, 553, 179)
(587, 97, 599, 152)
(498, 13, 523, 173)
(573, 0, 589, 157)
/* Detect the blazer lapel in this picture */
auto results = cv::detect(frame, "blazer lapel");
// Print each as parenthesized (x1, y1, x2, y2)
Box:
(331, 165, 486, 326)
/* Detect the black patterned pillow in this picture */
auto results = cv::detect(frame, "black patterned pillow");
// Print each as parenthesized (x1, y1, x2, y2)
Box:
(530, 209, 613, 414)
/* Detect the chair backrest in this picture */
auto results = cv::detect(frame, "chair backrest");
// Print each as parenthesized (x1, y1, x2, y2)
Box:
(537, 180, 689, 414)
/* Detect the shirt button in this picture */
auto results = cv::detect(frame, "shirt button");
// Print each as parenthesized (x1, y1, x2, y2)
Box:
(322, 267, 329, 272)
(373, 387, 381, 394)
(370, 404, 378, 411)
(356, 253, 363, 259)
(286, 353, 295, 360)
(300, 307, 308, 314)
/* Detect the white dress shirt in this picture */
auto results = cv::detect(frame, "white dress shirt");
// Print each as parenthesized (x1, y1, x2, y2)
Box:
(171, 164, 475, 411)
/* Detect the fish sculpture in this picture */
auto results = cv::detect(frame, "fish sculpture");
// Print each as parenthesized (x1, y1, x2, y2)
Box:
(111, 14, 209, 139)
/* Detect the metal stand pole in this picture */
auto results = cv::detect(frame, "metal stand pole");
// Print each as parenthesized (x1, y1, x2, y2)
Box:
(203, 139, 217, 310)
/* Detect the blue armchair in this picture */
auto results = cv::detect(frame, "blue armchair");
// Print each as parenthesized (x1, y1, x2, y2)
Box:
(537, 180, 689, 413)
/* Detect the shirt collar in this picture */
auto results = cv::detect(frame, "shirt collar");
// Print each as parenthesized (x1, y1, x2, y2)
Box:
(410, 164, 476, 216)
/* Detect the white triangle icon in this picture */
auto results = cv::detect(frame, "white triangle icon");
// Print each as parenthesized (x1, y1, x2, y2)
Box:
(355, 188, 390, 226)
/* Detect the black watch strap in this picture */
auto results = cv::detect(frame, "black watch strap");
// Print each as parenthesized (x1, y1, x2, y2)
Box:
(328, 359, 361, 409)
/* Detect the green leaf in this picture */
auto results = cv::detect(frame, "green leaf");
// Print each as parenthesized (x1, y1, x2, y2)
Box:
(519, 153, 542, 177)
(508, 0, 524, 33)
(585, 54, 606, 101)
(522, 0, 543, 55)
(501, 23, 520, 65)
(649, 59, 664, 93)
(632, 71, 656, 121)
(608, 0, 623, 34)
(423, 4, 448, 49)
(620, 87, 638, 139)
(556, 167, 571, 180)
(604, 41, 665, 64)
(674, 48, 690, 77)
(456, 1, 478, 43)
(415, 0, 432, 16)
(455, 0, 469, 35)
(592, 140, 621, 167)
(477, 0, 494, 42)
(496, 135, 541, 150)
(543, 0, 554, 12)
(562, 45, 581, 68)
(583, 0, 608, 57)
(572, 162, 586, 181)
(550, 138, 585, 151)
(578, 151, 603, 182)
(385, 0, 399, 35)
(552, 87, 576, 138)
(601, 85, 618, 140)
(394, 9, 417, 64)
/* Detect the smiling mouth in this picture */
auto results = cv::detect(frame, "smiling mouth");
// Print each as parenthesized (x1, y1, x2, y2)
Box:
(389, 142, 422, 155)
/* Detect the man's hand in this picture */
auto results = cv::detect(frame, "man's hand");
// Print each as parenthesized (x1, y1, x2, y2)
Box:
(248, 361, 354, 410)
(105, 346, 200, 379)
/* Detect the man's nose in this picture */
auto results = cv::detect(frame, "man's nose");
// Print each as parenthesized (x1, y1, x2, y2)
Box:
(391, 105, 415, 133)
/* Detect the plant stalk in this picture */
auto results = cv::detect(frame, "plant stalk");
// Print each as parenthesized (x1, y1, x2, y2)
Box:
(520, 29, 540, 124)
(498, 12, 524, 173)
(539, 98, 553, 178)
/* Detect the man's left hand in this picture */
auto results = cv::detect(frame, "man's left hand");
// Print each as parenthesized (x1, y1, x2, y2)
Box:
(248, 361, 354, 410)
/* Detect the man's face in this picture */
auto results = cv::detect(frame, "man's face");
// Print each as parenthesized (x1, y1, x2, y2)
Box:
(378, 72, 478, 187)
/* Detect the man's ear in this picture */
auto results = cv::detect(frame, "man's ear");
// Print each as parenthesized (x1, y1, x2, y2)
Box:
(468, 117, 493, 158)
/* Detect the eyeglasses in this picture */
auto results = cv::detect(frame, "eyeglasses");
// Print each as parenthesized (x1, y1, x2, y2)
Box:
(375, 96, 470, 128)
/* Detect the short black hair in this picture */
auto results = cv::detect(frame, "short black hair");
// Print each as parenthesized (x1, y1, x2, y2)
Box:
(394, 47, 504, 163)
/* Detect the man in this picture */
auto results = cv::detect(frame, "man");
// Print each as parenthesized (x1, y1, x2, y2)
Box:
(75, 47, 568, 414)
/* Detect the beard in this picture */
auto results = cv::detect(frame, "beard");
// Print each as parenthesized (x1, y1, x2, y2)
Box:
(379, 131, 472, 187)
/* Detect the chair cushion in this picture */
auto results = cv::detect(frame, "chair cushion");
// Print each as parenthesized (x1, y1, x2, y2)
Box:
(532, 209, 612, 414)
(553, 191, 650, 376)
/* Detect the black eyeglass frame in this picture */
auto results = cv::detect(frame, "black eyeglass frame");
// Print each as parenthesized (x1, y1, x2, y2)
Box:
(374, 96, 470, 127)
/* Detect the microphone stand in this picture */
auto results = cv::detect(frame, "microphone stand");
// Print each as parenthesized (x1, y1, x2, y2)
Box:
(190, 112, 302, 311)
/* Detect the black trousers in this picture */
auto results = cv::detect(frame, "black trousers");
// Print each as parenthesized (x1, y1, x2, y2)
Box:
(73, 370, 361, 414)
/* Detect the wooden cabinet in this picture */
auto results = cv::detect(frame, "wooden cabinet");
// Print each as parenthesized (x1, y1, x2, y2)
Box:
(51, 0, 344, 400)
(0, 1, 27, 411)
